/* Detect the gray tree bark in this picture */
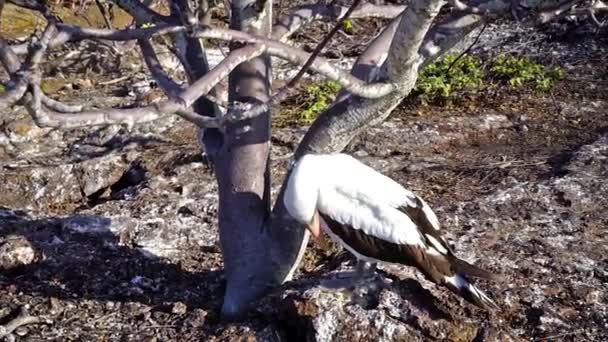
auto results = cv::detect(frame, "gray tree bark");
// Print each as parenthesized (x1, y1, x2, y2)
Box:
(217, 0, 275, 319)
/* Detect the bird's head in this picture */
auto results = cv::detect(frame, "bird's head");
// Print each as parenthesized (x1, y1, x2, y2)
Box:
(284, 154, 322, 237)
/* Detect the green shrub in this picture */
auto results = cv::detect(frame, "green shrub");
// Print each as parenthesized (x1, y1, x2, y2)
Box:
(301, 80, 341, 123)
(490, 56, 564, 91)
(415, 54, 564, 101)
(416, 54, 485, 98)
(343, 19, 353, 34)
(0, 83, 5, 93)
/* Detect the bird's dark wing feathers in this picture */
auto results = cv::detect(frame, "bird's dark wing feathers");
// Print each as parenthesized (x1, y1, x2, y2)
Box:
(398, 196, 499, 282)
(397, 196, 454, 255)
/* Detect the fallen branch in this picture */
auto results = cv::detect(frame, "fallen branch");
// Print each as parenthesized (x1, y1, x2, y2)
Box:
(40, 92, 84, 113)
(0, 309, 50, 338)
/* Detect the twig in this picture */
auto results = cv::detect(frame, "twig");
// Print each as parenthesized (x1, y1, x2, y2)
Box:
(98, 75, 130, 86)
(40, 93, 84, 113)
(94, 0, 120, 50)
(588, 6, 606, 27)
(95, 0, 115, 32)
(285, 0, 363, 94)
(445, 22, 487, 75)
(142, 324, 179, 329)
(543, 329, 588, 340)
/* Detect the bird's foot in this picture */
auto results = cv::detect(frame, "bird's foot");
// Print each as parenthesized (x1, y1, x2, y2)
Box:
(319, 261, 391, 293)
(318, 270, 360, 289)
(350, 272, 391, 298)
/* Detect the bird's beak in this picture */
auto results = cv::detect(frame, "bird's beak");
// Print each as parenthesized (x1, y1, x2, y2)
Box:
(307, 211, 321, 238)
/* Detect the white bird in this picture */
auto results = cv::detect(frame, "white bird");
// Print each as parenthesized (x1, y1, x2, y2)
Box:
(284, 153, 499, 310)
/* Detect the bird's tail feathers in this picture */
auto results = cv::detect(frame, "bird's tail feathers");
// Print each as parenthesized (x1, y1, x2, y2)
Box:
(444, 274, 499, 311)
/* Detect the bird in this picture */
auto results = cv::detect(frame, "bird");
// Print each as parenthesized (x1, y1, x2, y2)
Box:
(283, 153, 499, 310)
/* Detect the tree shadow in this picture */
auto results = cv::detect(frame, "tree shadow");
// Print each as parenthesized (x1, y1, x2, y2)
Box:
(0, 208, 226, 322)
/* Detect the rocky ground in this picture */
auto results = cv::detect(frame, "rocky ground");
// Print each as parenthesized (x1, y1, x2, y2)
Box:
(1, 6, 608, 342)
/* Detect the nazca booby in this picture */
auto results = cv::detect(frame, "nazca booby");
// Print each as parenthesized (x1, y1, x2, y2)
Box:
(284, 153, 499, 310)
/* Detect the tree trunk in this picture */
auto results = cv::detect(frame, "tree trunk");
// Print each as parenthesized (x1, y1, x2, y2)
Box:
(217, 0, 274, 319)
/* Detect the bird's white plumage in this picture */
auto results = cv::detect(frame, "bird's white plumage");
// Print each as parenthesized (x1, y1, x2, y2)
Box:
(286, 153, 438, 247)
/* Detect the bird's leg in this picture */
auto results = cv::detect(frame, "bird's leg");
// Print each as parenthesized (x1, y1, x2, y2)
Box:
(351, 260, 390, 299)
(319, 260, 386, 292)
(354, 260, 377, 281)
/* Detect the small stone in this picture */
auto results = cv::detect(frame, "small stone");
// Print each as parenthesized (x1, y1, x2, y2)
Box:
(171, 301, 188, 315)
(185, 309, 207, 328)
(14, 326, 29, 336)
(49, 297, 63, 315)
(73, 79, 93, 89)
(0, 235, 42, 271)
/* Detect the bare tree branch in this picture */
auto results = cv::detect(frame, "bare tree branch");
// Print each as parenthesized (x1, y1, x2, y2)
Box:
(40, 93, 84, 113)
(25, 44, 253, 127)
(95, 0, 116, 33)
(9, 24, 183, 55)
(192, 26, 396, 98)
(28, 85, 166, 128)
(0, 77, 28, 111)
(11, 22, 396, 100)
(0, 39, 21, 73)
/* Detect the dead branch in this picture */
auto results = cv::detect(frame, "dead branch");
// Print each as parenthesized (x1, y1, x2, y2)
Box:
(4, 0, 582, 132)
(7, 22, 394, 112)
(40, 93, 84, 113)
(30, 22, 397, 99)
(0, 311, 48, 338)
(448, 0, 491, 14)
